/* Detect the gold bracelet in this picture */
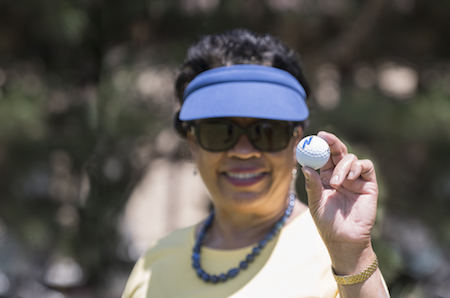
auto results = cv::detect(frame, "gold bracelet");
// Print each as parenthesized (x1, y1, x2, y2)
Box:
(332, 254, 379, 285)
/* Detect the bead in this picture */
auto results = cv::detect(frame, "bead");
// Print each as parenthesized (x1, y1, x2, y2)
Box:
(275, 222, 283, 231)
(252, 247, 261, 256)
(193, 245, 201, 253)
(205, 213, 214, 226)
(196, 268, 203, 277)
(210, 275, 219, 283)
(192, 261, 200, 269)
(239, 261, 248, 269)
(198, 231, 206, 240)
(265, 232, 275, 241)
(228, 268, 239, 278)
(246, 254, 254, 262)
(219, 274, 228, 282)
(192, 252, 200, 261)
(258, 239, 267, 248)
(201, 272, 210, 282)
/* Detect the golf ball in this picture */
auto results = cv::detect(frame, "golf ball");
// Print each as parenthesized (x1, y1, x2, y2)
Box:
(296, 135, 331, 170)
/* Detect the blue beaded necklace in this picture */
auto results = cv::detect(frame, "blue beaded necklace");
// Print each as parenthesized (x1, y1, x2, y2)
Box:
(192, 193, 296, 283)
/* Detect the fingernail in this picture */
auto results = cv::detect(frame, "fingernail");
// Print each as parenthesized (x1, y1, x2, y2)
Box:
(331, 174, 339, 184)
(302, 168, 310, 181)
(348, 171, 354, 179)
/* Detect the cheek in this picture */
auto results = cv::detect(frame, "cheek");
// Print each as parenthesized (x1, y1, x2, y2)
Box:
(280, 140, 298, 168)
(270, 151, 296, 179)
(195, 149, 223, 175)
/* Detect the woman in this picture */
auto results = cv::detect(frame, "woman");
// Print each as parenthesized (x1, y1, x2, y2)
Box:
(122, 29, 389, 297)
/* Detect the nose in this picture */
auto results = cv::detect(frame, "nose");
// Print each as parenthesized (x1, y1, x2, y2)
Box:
(227, 134, 261, 159)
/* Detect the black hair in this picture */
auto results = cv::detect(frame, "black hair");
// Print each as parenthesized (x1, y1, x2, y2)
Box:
(174, 28, 310, 138)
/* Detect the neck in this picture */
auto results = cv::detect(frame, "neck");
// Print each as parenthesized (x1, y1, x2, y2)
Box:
(201, 195, 307, 249)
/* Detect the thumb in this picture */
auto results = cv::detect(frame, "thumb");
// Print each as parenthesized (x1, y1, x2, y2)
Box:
(301, 166, 323, 208)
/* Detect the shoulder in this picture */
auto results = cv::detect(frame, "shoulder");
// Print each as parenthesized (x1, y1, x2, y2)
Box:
(141, 225, 195, 262)
(122, 225, 196, 298)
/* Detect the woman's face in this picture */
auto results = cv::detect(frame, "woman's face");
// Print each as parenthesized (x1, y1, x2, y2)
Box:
(188, 117, 303, 215)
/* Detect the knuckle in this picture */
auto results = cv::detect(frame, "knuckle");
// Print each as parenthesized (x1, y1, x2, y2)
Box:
(347, 153, 358, 161)
(340, 154, 357, 167)
(361, 159, 374, 168)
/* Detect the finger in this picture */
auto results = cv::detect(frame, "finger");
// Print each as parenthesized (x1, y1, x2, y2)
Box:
(339, 159, 378, 195)
(301, 166, 324, 208)
(317, 131, 348, 171)
(348, 159, 377, 182)
(347, 160, 363, 181)
(329, 154, 358, 188)
(341, 177, 378, 195)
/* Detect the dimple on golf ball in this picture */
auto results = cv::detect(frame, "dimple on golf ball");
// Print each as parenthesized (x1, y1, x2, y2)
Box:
(296, 135, 331, 170)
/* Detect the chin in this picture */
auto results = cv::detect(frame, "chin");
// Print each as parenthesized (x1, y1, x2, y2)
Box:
(220, 191, 269, 210)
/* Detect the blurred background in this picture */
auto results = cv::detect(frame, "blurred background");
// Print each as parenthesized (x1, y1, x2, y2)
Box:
(1, 0, 450, 297)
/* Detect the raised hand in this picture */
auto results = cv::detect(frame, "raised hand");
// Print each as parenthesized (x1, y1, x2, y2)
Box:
(301, 131, 379, 275)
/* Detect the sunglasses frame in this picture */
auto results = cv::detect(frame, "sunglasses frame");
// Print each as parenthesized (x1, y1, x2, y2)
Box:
(189, 119, 298, 152)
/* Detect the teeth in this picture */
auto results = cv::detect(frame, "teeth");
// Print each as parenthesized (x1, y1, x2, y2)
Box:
(226, 172, 262, 179)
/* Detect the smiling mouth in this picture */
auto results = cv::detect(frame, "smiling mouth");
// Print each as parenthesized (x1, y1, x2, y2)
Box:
(223, 171, 267, 187)
(225, 172, 264, 179)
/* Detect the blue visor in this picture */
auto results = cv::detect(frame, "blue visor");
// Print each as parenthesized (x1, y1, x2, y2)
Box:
(179, 65, 309, 121)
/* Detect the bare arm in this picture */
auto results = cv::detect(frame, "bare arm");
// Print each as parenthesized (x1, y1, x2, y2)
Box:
(301, 131, 389, 297)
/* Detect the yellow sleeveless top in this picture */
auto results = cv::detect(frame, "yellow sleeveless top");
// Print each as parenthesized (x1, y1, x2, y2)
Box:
(122, 210, 338, 298)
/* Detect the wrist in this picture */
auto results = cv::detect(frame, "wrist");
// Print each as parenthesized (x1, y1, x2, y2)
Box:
(332, 253, 379, 285)
(327, 243, 375, 276)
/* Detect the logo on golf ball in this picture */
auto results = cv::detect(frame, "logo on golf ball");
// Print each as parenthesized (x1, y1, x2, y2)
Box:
(296, 135, 330, 170)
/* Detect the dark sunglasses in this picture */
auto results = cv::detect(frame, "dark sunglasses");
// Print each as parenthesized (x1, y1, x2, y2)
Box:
(190, 119, 297, 152)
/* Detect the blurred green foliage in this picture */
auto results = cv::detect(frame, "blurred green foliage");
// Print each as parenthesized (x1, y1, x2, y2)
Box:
(1, 0, 450, 297)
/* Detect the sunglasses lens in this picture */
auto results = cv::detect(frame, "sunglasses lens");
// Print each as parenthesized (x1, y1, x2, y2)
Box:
(197, 121, 238, 151)
(249, 122, 291, 151)
(196, 120, 292, 152)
